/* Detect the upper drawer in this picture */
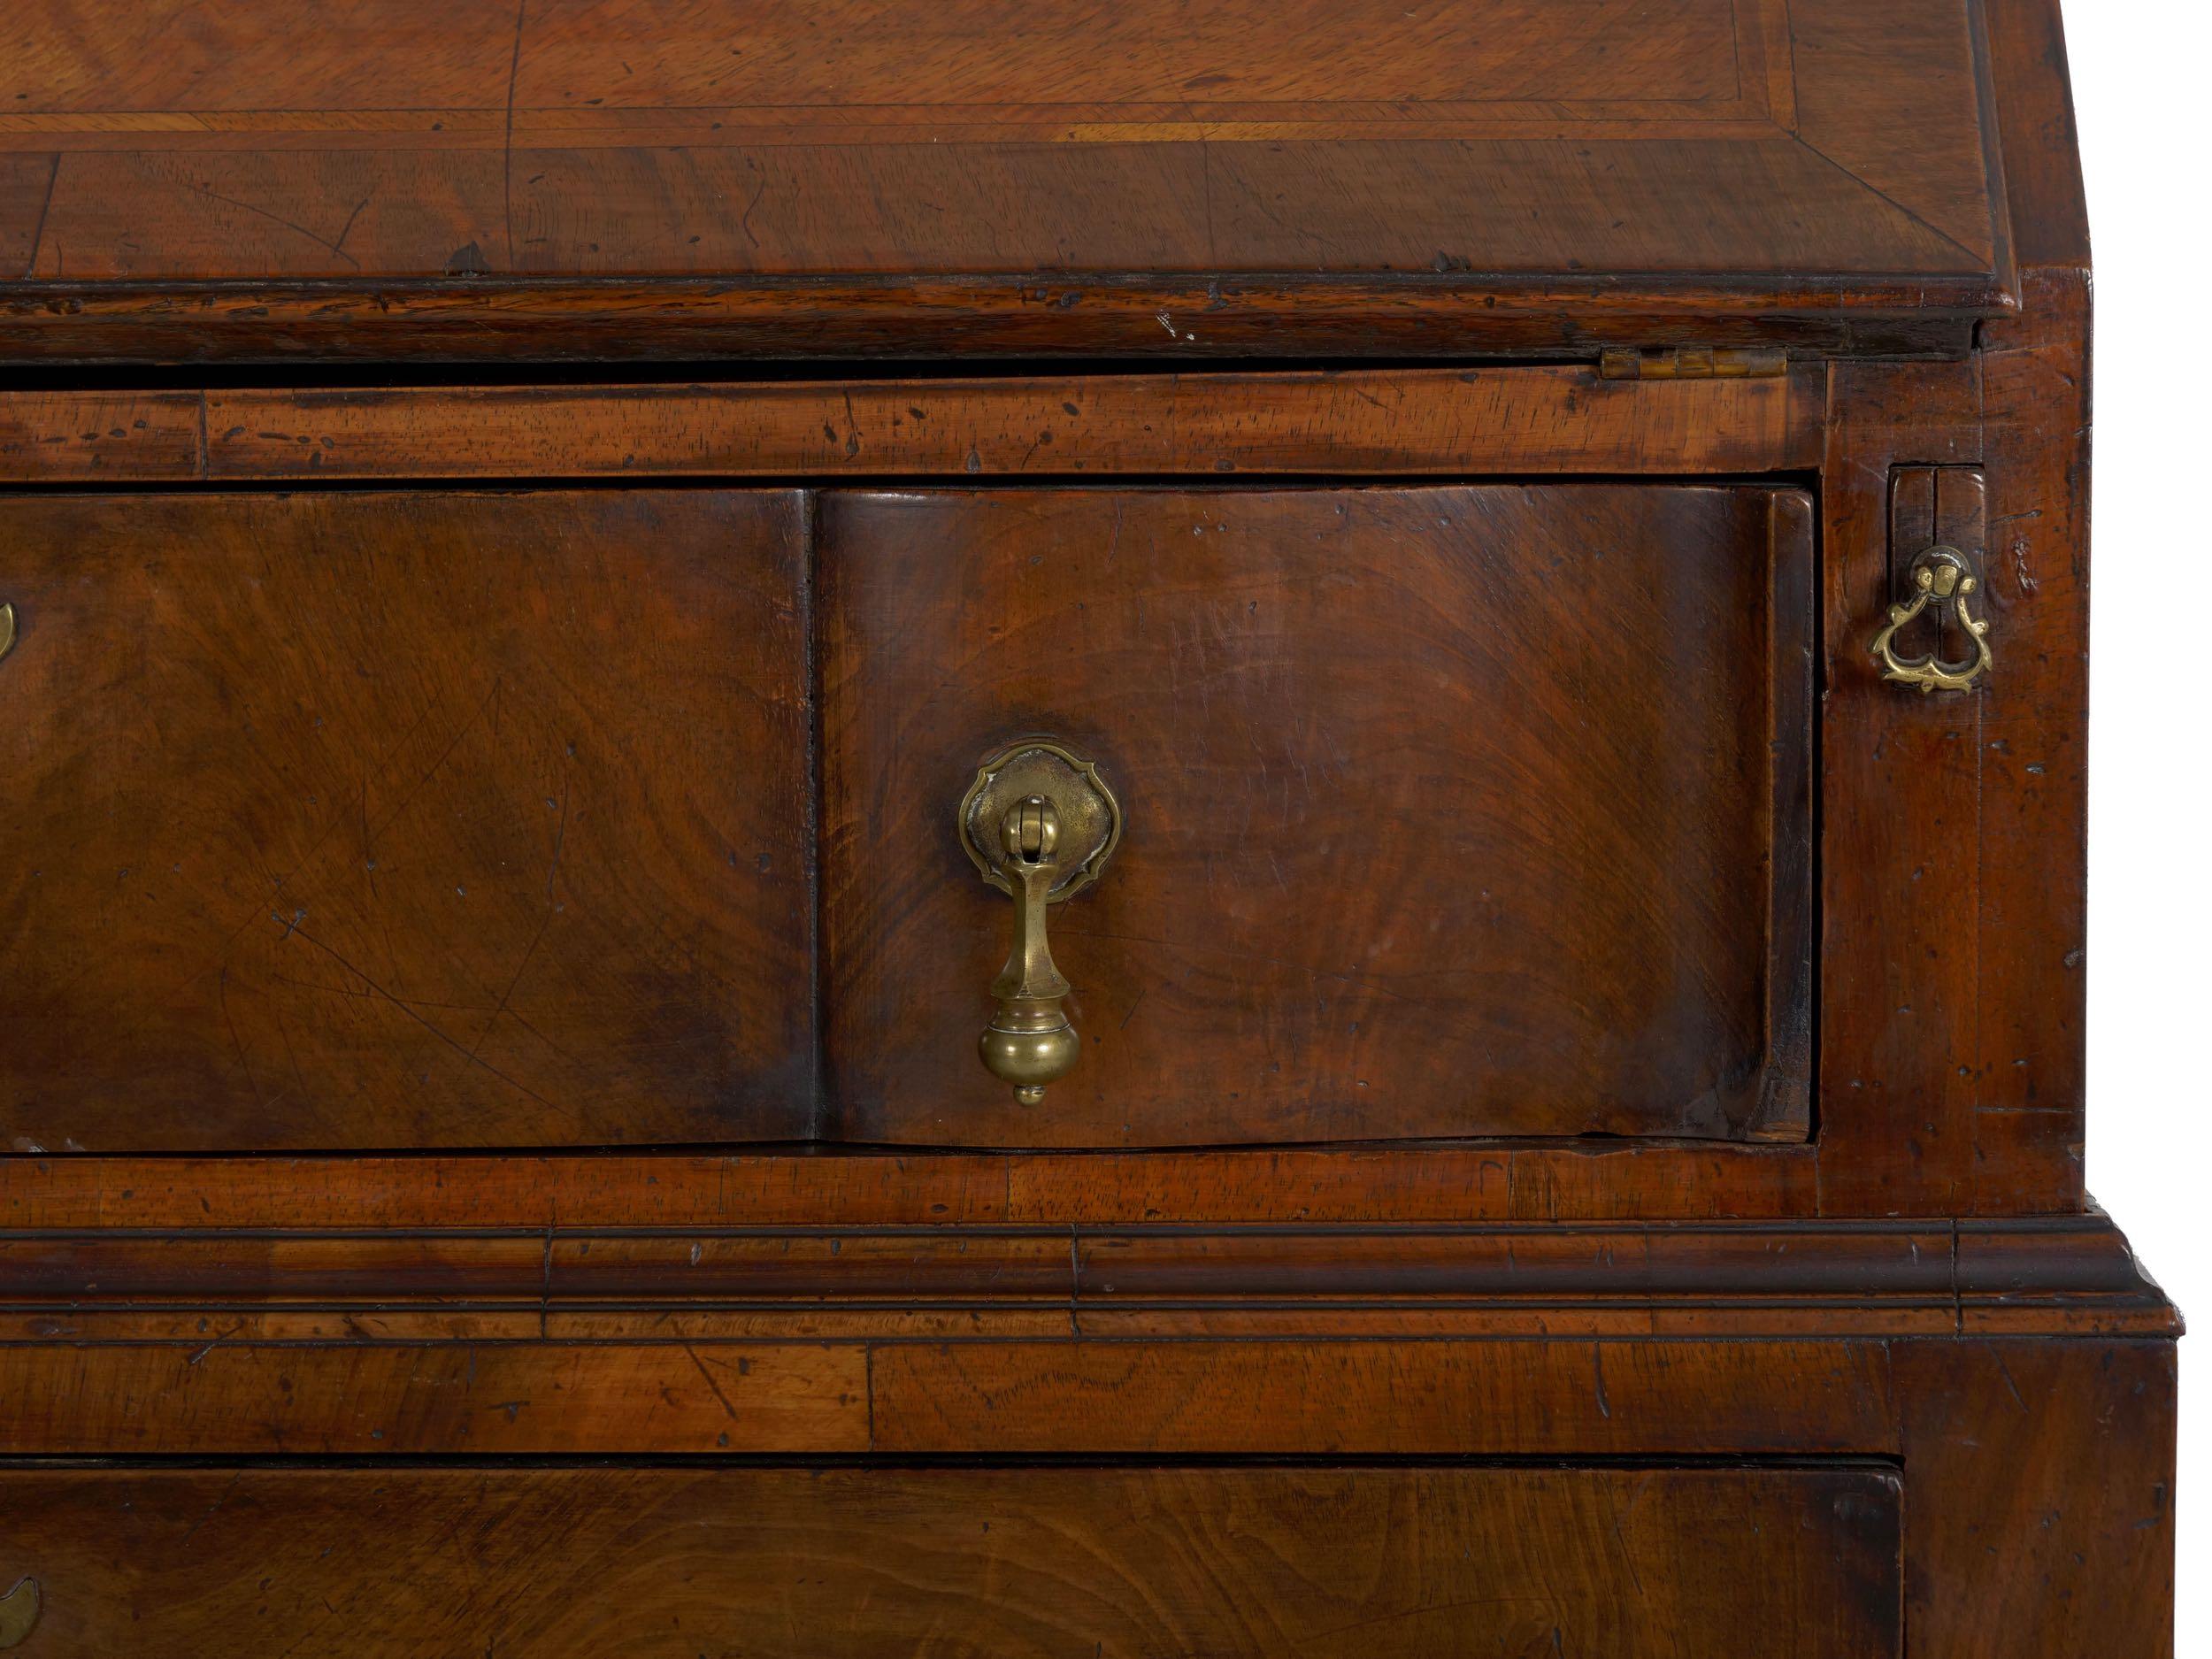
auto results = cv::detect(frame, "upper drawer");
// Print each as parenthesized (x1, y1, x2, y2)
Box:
(1, 482, 1808, 1153)
(0, 1463, 1901, 1657)
(0, 490, 814, 1152)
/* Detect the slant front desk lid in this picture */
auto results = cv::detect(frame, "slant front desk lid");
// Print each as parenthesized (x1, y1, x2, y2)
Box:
(0, 0, 2066, 361)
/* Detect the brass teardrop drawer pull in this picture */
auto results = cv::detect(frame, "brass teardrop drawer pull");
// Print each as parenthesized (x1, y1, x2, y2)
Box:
(1870, 546, 1993, 693)
(957, 741, 1122, 1106)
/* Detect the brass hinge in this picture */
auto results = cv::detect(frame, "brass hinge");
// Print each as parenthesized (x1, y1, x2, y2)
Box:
(1599, 347, 1788, 380)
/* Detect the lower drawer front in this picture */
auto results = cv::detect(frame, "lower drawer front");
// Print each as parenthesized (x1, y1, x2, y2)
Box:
(2, 1464, 1899, 1656)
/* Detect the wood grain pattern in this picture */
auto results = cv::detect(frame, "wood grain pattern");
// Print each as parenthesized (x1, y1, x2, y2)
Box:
(0, 1216, 2170, 1342)
(0, 4, 2170, 1650)
(0, 387, 202, 480)
(1814, 355, 1986, 1215)
(213, 367, 1823, 481)
(0, 1144, 1820, 1228)
(1896, 1340, 2177, 1659)
(1969, 266, 2092, 1213)
(0, 277, 1989, 365)
(0, 0, 1992, 276)
(0, 490, 813, 1151)
(823, 485, 1812, 1146)
(0, 1464, 1903, 1659)
(869, 1338, 1898, 1455)
(0, 0, 2014, 359)
(0, 342, 2099, 1213)
(0, 367, 1825, 484)
(0, 1342, 867, 1455)
(0, 1336, 1896, 1458)
(1008, 1141, 1823, 1224)
(1984, 0, 2091, 269)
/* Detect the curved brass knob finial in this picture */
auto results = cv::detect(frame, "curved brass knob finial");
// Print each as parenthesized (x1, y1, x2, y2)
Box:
(957, 741, 1121, 1106)
(1870, 547, 1992, 694)
(0, 1578, 40, 1649)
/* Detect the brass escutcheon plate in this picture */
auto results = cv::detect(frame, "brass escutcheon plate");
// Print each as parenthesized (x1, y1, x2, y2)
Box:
(959, 741, 1121, 902)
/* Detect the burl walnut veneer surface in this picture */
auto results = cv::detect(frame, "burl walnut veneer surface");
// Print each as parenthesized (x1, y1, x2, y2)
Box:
(0, 1464, 1902, 1657)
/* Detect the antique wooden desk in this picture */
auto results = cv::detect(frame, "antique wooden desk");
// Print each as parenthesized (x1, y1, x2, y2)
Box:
(0, 1, 2177, 1654)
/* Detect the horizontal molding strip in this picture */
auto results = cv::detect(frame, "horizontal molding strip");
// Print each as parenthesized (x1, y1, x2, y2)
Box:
(0, 277, 1997, 364)
(0, 1217, 2174, 1342)
(0, 365, 1822, 484)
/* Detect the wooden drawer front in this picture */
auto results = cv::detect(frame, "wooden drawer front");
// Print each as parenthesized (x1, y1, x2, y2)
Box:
(823, 485, 1814, 1147)
(0, 490, 812, 1151)
(3, 481, 1809, 1154)
(0, 1463, 1900, 1656)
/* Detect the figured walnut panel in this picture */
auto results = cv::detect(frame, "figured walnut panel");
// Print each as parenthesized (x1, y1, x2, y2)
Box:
(820, 485, 1812, 1147)
(0, 490, 811, 1151)
(0, 0, 2007, 367)
(9, 135, 1984, 285)
(0, 1464, 1901, 1659)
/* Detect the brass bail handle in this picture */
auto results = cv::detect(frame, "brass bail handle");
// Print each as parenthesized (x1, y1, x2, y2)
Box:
(957, 742, 1123, 1107)
(1870, 546, 1993, 694)
(984, 795, 1077, 1106)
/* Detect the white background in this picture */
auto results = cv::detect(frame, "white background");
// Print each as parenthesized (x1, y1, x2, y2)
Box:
(2065, 1, 2208, 1637)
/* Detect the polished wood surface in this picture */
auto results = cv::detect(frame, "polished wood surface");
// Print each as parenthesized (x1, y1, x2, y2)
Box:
(0, 3, 2173, 1651)
(1813, 271, 2092, 1216)
(0, 1144, 1825, 1226)
(0, 0, 2011, 359)
(0, 1338, 1889, 1458)
(0, 0, 1993, 282)
(0, 1341, 869, 1455)
(0, 478, 1815, 1154)
(0, 366, 1825, 484)
(823, 484, 1811, 1146)
(0, 1464, 1902, 1658)
(0, 276, 1993, 364)
(0, 1215, 2171, 1346)
(0, 322, 2096, 1205)
(1897, 1340, 2177, 1659)
(0, 490, 812, 1151)
(0, 1335, 2162, 1653)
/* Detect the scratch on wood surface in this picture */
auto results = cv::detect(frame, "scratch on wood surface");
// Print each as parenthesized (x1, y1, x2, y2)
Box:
(282, 921, 577, 1121)
(181, 180, 361, 270)
(680, 1341, 742, 1421)
(502, 0, 529, 266)
(21, 153, 59, 280)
